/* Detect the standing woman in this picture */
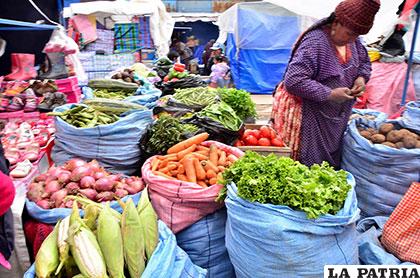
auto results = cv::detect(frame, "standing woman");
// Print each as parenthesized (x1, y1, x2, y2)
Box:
(271, 0, 380, 168)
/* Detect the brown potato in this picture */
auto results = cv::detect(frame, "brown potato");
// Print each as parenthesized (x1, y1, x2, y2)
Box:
(416, 140, 420, 148)
(367, 128, 376, 135)
(386, 130, 403, 143)
(360, 130, 372, 140)
(395, 142, 405, 149)
(403, 136, 417, 149)
(378, 123, 394, 135)
(371, 134, 386, 144)
(382, 142, 396, 148)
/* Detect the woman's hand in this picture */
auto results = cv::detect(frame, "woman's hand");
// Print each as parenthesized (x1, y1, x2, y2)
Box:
(351, 77, 366, 97)
(328, 87, 354, 103)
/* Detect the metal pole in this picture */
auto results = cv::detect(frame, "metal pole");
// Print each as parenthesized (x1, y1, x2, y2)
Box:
(401, 3, 420, 106)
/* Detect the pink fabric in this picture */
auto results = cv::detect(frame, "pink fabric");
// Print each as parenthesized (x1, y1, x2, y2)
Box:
(142, 141, 244, 233)
(0, 252, 11, 270)
(365, 62, 416, 115)
(71, 15, 97, 45)
(0, 172, 15, 216)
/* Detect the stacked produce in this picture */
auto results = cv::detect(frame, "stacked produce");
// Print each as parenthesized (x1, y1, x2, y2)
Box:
(357, 122, 420, 149)
(198, 102, 243, 131)
(34, 190, 158, 278)
(27, 158, 145, 209)
(349, 113, 377, 121)
(221, 152, 351, 219)
(92, 88, 134, 100)
(111, 68, 143, 85)
(216, 88, 257, 121)
(173, 87, 219, 107)
(235, 125, 285, 147)
(88, 79, 139, 91)
(163, 63, 189, 83)
(150, 133, 240, 187)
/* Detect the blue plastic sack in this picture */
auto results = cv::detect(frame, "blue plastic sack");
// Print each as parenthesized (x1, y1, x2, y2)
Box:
(176, 208, 235, 278)
(351, 108, 388, 123)
(25, 191, 141, 224)
(342, 119, 420, 219)
(402, 101, 420, 133)
(225, 174, 359, 278)
(24, 221, 207, 278)
(357, 217, 415, 265)
(52, 104, 153, 175)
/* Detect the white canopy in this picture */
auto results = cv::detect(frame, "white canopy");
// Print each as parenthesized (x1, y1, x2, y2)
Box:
(170, 12, 220, 23)
(64, 0, 174, 57)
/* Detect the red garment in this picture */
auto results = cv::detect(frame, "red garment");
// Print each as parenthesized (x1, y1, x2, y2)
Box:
(24, 220, 54, 258)
(0, 172, 15, 217)
(335, 0, 381, 35)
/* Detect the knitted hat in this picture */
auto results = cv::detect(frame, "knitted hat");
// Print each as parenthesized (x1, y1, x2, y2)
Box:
(335, 0, 381, 35)
(0, 172, 15, 216)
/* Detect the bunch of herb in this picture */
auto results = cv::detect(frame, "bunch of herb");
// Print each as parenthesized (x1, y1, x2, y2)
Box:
(217, 88, 257, 121)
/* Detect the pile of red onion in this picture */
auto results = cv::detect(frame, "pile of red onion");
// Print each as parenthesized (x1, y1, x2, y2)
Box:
(27, 158, 145, 209)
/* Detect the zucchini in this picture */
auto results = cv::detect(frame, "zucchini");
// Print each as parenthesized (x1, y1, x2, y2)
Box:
(88, 79, 139, 90)
(83, 98, 146, 114)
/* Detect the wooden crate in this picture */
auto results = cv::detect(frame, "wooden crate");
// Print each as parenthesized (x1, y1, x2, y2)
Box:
(239, 124, 291, 157)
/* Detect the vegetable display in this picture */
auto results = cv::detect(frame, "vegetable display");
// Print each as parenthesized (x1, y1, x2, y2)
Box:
(34, 191, 158, 278)
(27, 159, 145, 209)
(111, 68, 143, 85)
(163, 63, 189, 83)
(358, 122, 420, 149)
(235, 125, 285, 147)
(220, 152, 351, 219)
(92, 88, 134, 100)
(217, 88, 257, 121)
(173, 87, 218, 107)
(150, 133, 240, 187)
(146, 115, 199, 155)
(88, 79, 139, 90)
(198, 102, 243, 131)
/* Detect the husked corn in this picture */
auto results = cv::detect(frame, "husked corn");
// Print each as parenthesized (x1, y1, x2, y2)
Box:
(137, 188, 159, 260)
(35, 224, 59, 278)
(55, 216, 71, 275)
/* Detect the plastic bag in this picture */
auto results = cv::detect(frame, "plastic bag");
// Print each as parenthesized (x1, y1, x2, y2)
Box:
(342, 119, 420, 218)
(25, 191, 141, 224)
(141, 141, 243, 233)
(176, 208, 235, 278)
(23, 221, 207, 278)
(225, 174, 359, 278)
(52, 104, 153, 175)
(357, 217, 415, 265)
(402, 101, 420, 133)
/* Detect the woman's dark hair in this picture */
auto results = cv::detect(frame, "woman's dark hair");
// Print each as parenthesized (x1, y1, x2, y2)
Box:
(168, 50, 180, 61)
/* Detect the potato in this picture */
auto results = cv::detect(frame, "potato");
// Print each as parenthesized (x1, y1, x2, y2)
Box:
(403, 136, 417, 149)
(360, 130, 372, 140)
(371, 134, 386, 144)
(382, 142, 396, 148)
(123, 77, 132, 83)
(367, 128, 376, 135)
(416, 140, 420, 149)
(378, 123, 394, 135)
(395, 142, 405, 149)
(386, 130, 403, 143)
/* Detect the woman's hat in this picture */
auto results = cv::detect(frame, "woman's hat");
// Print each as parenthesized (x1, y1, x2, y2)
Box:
(335, 0, 381, 35)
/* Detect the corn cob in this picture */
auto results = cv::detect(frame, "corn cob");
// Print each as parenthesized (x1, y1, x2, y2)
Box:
(55, 216, 70, 275)
(97, 203, 125, 278)
(68, 202, 108, 278)
(35, 223, 59, 278)
(83, 204, 100, 231)
(137, 187, 159, 260)
(120, 198, 145, 278)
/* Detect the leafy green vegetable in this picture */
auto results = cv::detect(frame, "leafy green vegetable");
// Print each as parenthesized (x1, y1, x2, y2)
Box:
(147, 115, 199, 154)
(217, 88, 257, 120)
(173, 88, 219, 107)
(198, 102, 243, 131)
(220, 152, 351, 219)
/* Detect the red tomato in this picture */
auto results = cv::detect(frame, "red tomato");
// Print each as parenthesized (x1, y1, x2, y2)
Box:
(268, 127, 277, 139)
(243, 129, 254, 138)
(258, 138, 271, 146)
(163, 76, 169, 82)
(250, 129, 260, 139)
(234, 140, 243, 147)
(271, 137, 285, 147)
(245, 135, 258, 146)
(259, 126, 271, 138)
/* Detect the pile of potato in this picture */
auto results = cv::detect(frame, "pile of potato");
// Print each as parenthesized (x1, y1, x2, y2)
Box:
(358, 123, 420, 149)
(349, 113, 377, 121)
(111, 68, 142, 85)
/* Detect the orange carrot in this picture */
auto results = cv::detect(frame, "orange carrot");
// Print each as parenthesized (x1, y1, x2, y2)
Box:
(170, 170, 178, 176)
(227, 154, 238, 163)
(191, 152, 208, 161)
(159, 164, 177, 173)
(153, 170, 176, 180)
(209, 177, 217, 185)
(177, 174, 188, 182)
(209, 144, 218, 165)
(197, 145, 210, 151)
(178, 164, 185, 174)
(218, 151, 226, 165)
(202, 160, 219, 173)
(193, 158, 206, 180)
(206, 169, 217, 179)
(151, 158, 160, 171)
(183, 157, 197, 183)
(217, 166, 225, 172)
(196, 150, 209, 156)
(197, 181, 208, 187)
(176, 144, 197, 160)
(159, 160, 169, 168)
(167, 133, 209, 154)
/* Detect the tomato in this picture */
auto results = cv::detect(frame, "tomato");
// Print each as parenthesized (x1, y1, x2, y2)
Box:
(258, 138, 271, 146)
(243, 129, 254, 138)
(234, 140, 243, 147)
(268, 127, 277, 139)
(163, 76, 169, 82)
(259, 126, 271, 138)
(271, 137, 285, 147)
(244, 135, 258, 146)
(250, 129, 260, 139)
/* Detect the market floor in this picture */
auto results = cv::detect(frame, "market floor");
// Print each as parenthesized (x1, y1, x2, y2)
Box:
(251, 94, 273, 124)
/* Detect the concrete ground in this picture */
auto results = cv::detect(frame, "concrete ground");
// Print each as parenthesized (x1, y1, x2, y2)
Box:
(251, 94, 273, 124)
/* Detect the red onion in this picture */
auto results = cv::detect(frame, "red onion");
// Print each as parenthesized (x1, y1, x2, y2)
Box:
(65, 182, 80, 194)
(64, 200, 74, 208)
(27, 183, 45, 202)
(128, 180, 144, 193)
(114, 188, 128, 198)
(70, 166, 92, 182)
(51, 189, 68, 207)
(79, 188, 98, 200)
(34, 173, 48, 182)
(45, 176, 58, 185)
(94, 177, 115, 192)
(65, 158, 87, 171)
(107, 174, 121, 182)
(80, 176, 96, 189)
(88, 160, 101, 171)
(96, 191, 114, 202)
(125, 177, 134, 184)
(48, 166, 64, 179)
(93, 171, 106, 180)
(57, 171, 71, 184)
(36, 199, 51, 209)
(114, 181, 125, 190)
(45, 180, 62, 194)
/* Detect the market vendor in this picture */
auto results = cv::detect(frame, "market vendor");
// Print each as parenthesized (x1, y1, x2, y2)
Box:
(272, 0, 380, 168)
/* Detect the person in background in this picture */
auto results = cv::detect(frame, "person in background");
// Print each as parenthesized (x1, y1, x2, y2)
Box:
(209, 55, 230, 88)
(167, 50, 180, 63)
(202, 39, 215, 70)
(204, 42, 225, 76)
(174, 39, 193, 67)
(271, 0, 380, 169)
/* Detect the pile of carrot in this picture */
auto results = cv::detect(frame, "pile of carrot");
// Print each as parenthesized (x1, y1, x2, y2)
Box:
(151, 132, 239, 187)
